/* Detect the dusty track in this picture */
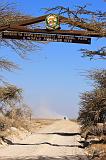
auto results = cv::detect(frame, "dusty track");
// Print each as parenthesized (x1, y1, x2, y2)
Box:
(0, 120, 88, 160)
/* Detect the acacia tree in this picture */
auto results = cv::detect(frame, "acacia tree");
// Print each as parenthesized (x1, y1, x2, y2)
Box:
(0, 2, 37, 116)
(0, 1, 40, 83)
(45, 4, 106, 59)
(0, 85, 22, 115)
(0, 2, 39, 57)
(78, 70, 106, 135)
(0, 2, 34, 121)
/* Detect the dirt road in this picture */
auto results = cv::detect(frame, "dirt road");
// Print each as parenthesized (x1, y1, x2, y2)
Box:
(0, 120, 88, 160)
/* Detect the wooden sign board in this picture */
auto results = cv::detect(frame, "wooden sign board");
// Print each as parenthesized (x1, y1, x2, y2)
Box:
(1, 31, 91, 44)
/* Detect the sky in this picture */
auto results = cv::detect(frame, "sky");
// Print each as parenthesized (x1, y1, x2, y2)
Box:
(1, 0, 106, 118)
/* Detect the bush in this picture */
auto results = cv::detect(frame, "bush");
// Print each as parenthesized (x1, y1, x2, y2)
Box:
(78, 70, 106, 136)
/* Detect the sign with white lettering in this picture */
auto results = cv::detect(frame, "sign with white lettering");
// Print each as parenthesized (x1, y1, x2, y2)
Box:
(1, 31, 91, 44)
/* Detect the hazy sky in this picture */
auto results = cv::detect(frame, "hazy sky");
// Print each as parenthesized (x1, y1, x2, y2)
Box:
(1, 0, 106, 118)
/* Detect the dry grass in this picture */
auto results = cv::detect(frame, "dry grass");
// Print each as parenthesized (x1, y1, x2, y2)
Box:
(0, 116, 31, 144)
(0, 117, 57, 145)
(91, 144, 106, 152)
(69, 119, 77, 122)
(93, 147, 106, 160)
(86, 139, 106, 160)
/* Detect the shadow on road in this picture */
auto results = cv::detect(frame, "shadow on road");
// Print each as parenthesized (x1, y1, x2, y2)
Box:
(1, 132, 83, 148)
(11, 142, 83, 148)
(37, 132, 81, 136)
(0, 155, 89, 160)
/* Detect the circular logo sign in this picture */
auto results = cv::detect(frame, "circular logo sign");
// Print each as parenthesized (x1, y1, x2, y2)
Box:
(46, 14, 60, 30)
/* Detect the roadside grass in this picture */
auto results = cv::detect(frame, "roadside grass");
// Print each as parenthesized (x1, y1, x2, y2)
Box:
(69, 119, 77, 122)
(0, 117, 57, 145)
(85, 137, 106, 160)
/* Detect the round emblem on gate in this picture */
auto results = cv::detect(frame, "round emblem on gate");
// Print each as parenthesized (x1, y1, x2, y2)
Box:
(46, 14, 60, 30)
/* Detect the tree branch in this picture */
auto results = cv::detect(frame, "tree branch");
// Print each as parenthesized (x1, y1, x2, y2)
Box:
(80, 47, 106, 59)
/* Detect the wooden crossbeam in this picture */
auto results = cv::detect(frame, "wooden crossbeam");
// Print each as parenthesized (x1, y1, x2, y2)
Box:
(4, 14, 101, 32)
(15, 15, 49, 26)
(0, 25, 10, 32)
(60, 17, 101, 32)
(0, 14, 105, 38)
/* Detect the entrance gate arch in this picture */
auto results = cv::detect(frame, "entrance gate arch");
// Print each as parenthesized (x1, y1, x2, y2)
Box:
(0, 14, 105, 44)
